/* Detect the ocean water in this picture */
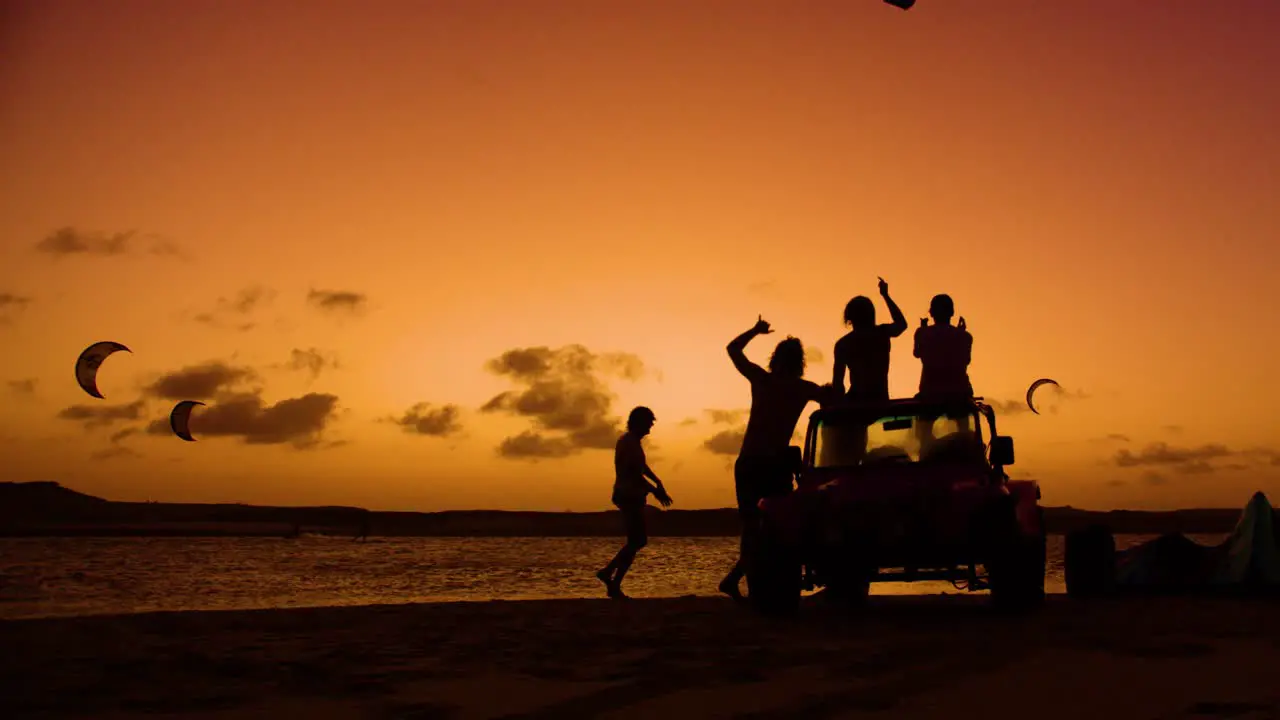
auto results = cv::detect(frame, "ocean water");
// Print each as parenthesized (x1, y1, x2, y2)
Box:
(0, 534, 1228, 620)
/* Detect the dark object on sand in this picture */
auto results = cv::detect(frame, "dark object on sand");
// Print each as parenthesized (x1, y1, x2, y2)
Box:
(750, 397, 1044, 616)
(1065, 491, 1280, 597)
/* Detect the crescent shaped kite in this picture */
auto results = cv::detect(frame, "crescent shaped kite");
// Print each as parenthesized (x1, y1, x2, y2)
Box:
(884, 0, 916, 8)
(1026, 378, 1060, 415)
(75, 341, 131, 399)
(169, 400, 205, 442)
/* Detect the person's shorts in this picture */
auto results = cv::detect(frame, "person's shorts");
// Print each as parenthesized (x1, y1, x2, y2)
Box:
(733, 455, 793, 520)
(615, 501, 648, 548)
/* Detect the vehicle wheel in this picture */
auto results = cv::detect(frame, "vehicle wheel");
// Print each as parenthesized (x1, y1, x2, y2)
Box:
(986, 503, 1046, 613)
(822, 543, 872, 608)
(1064, 524, 1116, 598)
(747, 532, 801, 617)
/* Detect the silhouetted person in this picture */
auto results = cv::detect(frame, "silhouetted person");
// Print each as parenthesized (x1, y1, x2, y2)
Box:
(719, 316, 825, 600)
(597, 406, 672, 600)
(832, 277, 908, 404)
(353, 511, 370, 542)
(913, 294, 973, 401)
(913, 294, 974, 451)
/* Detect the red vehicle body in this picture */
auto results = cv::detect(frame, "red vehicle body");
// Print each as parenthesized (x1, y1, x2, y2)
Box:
(747, 397, 1046, 614)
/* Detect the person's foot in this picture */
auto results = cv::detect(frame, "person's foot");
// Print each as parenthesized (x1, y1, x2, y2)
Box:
(596, 569, 614, 595)
(718, 576, 745, 602)
(608, 584, 630, 600)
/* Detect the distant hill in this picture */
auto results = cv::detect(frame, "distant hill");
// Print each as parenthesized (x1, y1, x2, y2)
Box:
(0, 481, 1262, 538)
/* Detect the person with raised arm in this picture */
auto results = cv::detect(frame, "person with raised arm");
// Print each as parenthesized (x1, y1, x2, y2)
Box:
(718, 316, 827, 601)
(913, 293, 973, 401)
(832, 277, 909, 404)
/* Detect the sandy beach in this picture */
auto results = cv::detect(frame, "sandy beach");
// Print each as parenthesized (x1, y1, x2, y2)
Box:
(4, 593, 1280, 719)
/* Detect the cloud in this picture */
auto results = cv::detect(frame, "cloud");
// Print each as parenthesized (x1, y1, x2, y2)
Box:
(479, 345, 645, 460)
(307, 288, 367, 314)
(1114, 442, 1233, 469)
(56, 400, 146, 429)
(276, 348, 339, 380)
(0, 293, 31, 309)
(705, 408, 747, 425)
(91, 446, 141, 461)
(989, 384, 1089, 416)
(109, 427, 140, 444)
(699, 408, 751, 455)
(1100, 433, 1130, 443)
(194, 286, 275, 331)
(388, 402, 463, 437)
(143, 361, 259, 401)
(702, 428, 746, 456)
(1163, 425, 1184, 434)
(7, 378, 37, 396)
(1142, 471, 1168, 485)
(497, 431, 576, 460)
(1112, 442, 1280, 476)
(804, 347, 825, 366)
(679, 417, 699, 427)
(144, 391, 341, 448)
(0, 292, 32, 324)
(35, 227, 181, 258)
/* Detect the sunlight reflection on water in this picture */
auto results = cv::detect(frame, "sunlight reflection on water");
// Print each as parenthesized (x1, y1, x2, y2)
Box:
(0, 534, 1226, 619)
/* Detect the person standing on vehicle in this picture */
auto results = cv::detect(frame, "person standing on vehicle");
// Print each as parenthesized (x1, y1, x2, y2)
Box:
(913, 294, 975, 451)
(596, 406, 672, 600)
(832, 277, 909, 404)
(913, 293, 973, 401)
(718, 317, 826, 600)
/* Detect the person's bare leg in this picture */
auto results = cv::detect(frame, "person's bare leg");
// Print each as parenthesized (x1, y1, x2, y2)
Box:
(719, 559, 745, 600)
(610, 546, 638, 598)
(597, 550, 624, 593)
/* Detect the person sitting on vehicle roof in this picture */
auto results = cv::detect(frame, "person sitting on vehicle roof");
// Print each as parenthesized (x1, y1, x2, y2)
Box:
(832, 277, 908, 405)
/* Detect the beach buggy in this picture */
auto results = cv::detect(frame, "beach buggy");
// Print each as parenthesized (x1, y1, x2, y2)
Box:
(747, 397, 1047, 614)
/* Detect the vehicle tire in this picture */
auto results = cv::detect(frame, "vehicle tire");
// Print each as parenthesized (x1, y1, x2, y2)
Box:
(986, 503, 1046, 613)
(747, 531, 801, 617)
(822, 542, 872, 608)
(1064, 524, 1116, 598)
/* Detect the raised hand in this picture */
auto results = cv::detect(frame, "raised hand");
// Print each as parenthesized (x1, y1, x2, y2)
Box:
(752, 315, 773, 335)
(878, 277, 889, 296)
(958, 316, 967, 331)
(920, 317, 929, 328)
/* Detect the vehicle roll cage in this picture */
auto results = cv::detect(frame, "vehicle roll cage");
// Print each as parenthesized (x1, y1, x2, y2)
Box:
(802, 396, 1000, 470)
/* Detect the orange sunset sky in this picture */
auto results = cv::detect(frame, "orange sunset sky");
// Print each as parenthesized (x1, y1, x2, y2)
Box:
(2, 0, 1278, 512)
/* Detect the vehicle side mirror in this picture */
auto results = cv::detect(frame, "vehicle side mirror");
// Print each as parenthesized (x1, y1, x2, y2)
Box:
(990, 436, 1015, 466)
(786, 445, 803, 474)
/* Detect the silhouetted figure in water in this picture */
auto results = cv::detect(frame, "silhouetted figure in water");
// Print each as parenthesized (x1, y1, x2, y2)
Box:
(719, 317, 825, 601)
(913, 294, 973, 401)
(832, 277, 908, 404)
(597, 406, 672, 600)
(353, 511, 370, 542)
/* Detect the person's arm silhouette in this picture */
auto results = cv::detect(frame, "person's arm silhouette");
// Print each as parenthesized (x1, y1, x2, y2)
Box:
(727, 315, 772, 383)
(831, 338, 847, 395)
(644, 464, 672, 507)
(913, 318, 928, 358)
(878, 277, 908, 338)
